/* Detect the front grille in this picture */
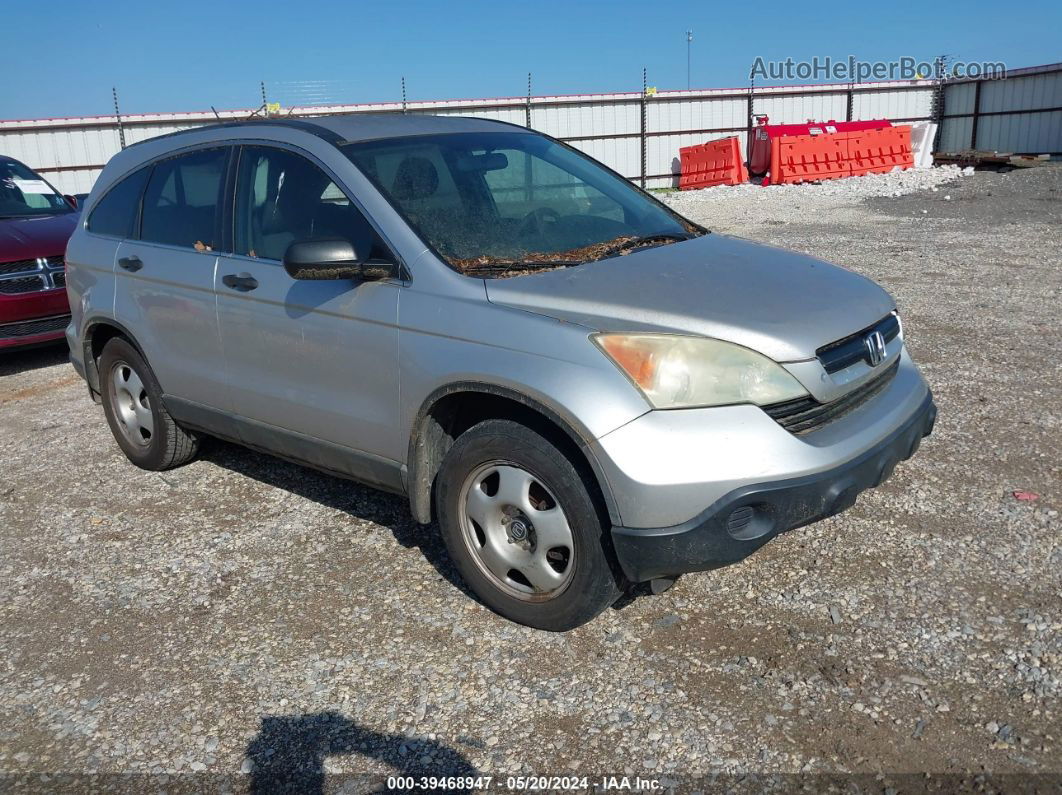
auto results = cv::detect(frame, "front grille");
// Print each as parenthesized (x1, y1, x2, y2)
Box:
(0, 275, 47, 295)
(817, 313, 900, 374)
(764, 359, 899, 435)
(0, 256, 66, 295)
(0, 314, 70, 339)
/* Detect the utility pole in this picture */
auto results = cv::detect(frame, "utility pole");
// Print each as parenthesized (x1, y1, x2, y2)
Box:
(686, 30, 693, 89)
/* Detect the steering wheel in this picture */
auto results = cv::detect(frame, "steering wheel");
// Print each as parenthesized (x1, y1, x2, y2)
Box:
(519, 207, 561, 236)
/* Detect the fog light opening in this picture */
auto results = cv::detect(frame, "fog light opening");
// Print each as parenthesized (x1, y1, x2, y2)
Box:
(726, 504, 775, 541)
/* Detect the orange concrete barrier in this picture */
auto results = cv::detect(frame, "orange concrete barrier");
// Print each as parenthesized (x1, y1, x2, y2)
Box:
(679, 137, 749, 190)
(766, 125, 913, 185)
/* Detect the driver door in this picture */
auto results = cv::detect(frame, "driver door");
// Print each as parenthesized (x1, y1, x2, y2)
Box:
(215, 144, 403, 488)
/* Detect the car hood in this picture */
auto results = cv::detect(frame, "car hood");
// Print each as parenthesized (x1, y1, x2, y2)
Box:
(484, 233, 895, 362)
(0, 213, 80, 262)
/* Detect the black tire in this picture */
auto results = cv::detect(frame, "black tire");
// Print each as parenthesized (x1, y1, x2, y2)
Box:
(98, 337, 199, 470)
(436, 419, 624, 631)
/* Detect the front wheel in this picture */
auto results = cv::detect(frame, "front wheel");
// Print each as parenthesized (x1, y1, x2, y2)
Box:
(436, 419, 623, 631)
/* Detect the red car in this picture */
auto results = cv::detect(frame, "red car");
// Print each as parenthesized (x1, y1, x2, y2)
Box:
(0, 156, 80, 350)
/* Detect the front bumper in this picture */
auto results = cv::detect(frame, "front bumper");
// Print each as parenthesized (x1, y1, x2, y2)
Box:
(0, 313, 70, 349)
(596, 349, 936, 582)
(0, 288, 71, 350)
(610, 390, 935, 581)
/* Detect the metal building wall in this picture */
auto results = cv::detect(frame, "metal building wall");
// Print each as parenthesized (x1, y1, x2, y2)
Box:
(3, 64, 1057, 195)
(939, 63, 1062, 155)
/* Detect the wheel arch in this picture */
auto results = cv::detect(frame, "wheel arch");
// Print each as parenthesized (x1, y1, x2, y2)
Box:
(407, 382, 622, 528)
(81, 317, 147, 400)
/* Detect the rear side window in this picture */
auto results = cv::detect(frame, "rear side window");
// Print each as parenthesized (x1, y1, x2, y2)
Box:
(140, 148, 228, 251)
(87, 167, 149, 238)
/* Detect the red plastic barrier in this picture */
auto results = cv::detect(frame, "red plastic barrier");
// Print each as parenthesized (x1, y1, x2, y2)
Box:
(766, 125, 913, 185)
(679, 137, 749, 190)
(749, 117, 891, 176)
(768, 132, 850, 185)
(847, 125, 913, 176)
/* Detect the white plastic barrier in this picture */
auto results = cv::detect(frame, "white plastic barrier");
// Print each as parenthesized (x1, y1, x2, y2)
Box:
(909, 121, 938, 169)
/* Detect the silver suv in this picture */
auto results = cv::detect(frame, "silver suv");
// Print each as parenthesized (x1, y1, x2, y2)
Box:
(65, 116, 935, 631)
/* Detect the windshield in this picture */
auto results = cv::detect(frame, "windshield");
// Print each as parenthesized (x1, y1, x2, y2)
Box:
(0, 159, 72, 218)
(342, 131, 703, 276)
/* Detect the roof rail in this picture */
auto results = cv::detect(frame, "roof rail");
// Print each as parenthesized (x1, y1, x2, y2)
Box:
(123, 117, 346, 149)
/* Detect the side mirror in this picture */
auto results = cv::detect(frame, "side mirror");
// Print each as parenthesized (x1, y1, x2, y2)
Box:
(282, 238, 397, 282)
(64, 194, 78, 209)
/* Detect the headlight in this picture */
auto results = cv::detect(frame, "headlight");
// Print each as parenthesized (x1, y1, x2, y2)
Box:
(593, 333, 808, 409)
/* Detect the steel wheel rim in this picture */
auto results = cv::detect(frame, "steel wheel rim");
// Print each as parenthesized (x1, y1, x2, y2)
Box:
(458, 461, 576, 602)
(109, 361, 154, 447)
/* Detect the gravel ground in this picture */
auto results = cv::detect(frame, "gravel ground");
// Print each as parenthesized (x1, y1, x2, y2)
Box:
(1, 165, 1059, 792)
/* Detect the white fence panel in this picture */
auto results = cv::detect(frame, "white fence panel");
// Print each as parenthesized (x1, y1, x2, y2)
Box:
(753, 92, 846, 125)
(2, 64, 1057, 194)
(647, 97, 746, 134)
(566, 137, 640, 179)
(852, 88, 934, 120)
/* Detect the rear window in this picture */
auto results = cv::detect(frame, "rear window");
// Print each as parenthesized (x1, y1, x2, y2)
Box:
(140, 148, 228, 251)
(87, 167, 149, 238)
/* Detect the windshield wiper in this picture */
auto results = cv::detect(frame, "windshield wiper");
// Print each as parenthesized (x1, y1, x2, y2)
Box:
(591, 233, 693, 261)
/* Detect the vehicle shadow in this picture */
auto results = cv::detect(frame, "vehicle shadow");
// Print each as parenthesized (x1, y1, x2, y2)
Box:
(199, 439, 474, 599)
(202, 437, 653, 616)
(245, 711, 479, 794)
(0, 342, 68, 377)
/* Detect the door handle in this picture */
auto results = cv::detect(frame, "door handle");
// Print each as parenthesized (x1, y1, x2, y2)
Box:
(118, 256, 143, 272)
(222, 273, 259, 292)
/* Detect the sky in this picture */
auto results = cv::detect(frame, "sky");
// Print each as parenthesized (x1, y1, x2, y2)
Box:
(4, 0, 1060, 120)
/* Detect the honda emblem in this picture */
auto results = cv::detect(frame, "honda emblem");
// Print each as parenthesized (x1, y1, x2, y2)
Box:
(864, 330, 886, 367)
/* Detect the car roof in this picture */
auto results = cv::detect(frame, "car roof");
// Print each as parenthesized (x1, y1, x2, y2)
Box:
(136, 113, 527, 150)
(91, 114, 535, 202)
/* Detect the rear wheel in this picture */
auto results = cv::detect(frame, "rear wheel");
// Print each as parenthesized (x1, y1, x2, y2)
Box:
(436, 419, 623, 631)
(99, 337, 199, 470)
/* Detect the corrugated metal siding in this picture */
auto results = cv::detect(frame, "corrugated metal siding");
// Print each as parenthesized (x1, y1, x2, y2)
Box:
(979, 71, 1062, 112)
(647, 98, 746, 133)
(535, 101, 641, 138)
(3, 66, 1058, 194)
(34, 167, 101, 195)
(754, 93, 847, 124)
(977, 110, 1062, 153)
(567, 137, 641, 179)
(938, 116, 974, 152)
(938, 64, 1062, 153)
(944, 82, 977, 116)
(851, 88, 934, 120)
